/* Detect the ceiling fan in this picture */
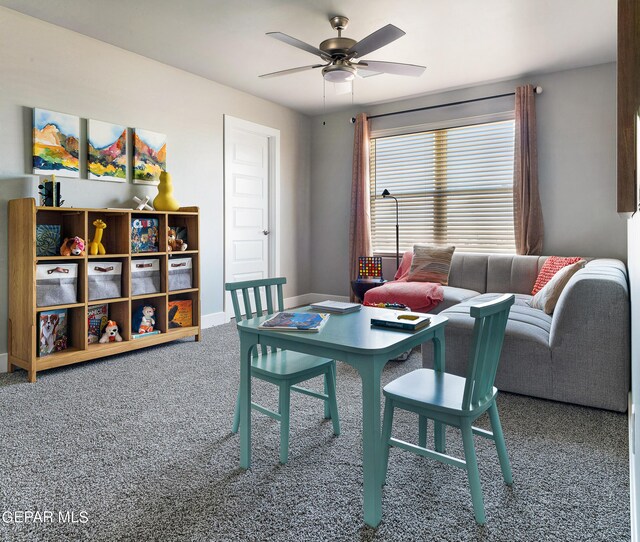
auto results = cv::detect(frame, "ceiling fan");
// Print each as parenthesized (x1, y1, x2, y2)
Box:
(259, 15, 426, 84)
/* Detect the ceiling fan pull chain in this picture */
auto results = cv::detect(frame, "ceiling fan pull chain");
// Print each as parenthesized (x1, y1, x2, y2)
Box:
(323, 78, 326, 126)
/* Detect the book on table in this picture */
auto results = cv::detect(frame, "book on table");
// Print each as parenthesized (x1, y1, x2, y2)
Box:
(371, 312, 431, 332)
(259, 312, 330, 332)
(309, 300, 361, 314)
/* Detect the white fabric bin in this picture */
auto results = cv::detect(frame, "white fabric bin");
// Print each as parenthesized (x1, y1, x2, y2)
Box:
(131, 259, 161, 296)
(88, 262, 122, 301)
(36, 263, 78, 307)
(168, 258, 192, 291)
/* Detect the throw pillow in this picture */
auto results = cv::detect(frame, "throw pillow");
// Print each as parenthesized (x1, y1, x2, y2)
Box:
(407, 244, 455, 285)
(531, 256, 583, 295)
(530, 260, 585, 314)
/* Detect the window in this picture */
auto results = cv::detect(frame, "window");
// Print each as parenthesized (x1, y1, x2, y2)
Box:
(369, 118, 516, 254)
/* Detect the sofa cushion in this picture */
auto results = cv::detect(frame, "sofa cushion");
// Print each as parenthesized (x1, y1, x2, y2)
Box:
(530, 259, 585, 314)
(531, 256, 584, 295)
(486, 254, 545, 294)
(430, 286, 481, 314)
(408, 244, 455, 285)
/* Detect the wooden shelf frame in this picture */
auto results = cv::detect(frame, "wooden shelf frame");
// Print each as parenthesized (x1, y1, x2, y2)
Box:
(8, 198, 201, 382)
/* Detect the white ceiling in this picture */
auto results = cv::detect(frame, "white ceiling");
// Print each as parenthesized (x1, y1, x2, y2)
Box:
(0, 0, 616, 116)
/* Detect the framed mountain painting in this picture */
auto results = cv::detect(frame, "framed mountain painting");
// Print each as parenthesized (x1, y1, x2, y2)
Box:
(32, 108, 80, 178)
(133, 128, 166, 185)
(88, 120, 127, 182)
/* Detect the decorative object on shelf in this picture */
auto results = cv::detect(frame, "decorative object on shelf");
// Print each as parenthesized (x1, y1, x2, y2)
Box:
(153, 171, 180, 211)
(99, 320, 123, 343)
(133, 128, 166, 184)
(33, 108, 80, 178)
(38, 309, 68, 356)
(89, 219, 107, 255)
(87, 304, 109, 344)
(167, 227, 187, 252)
(36, 224, 61, 256)
(132, 305, 156, 334)
(60, 236, 85, 256)
(133, 195, 153, 211)
(168, 299, 193, 328)
(381, 189, 400, 270)
(37, 175, 64, 207)
(131, 218, 159, 253)
(88, 120, 127, 182)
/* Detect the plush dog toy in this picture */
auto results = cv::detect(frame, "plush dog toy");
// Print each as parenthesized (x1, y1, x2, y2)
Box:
(167, 228, 187, 252)
(99, 320, 123, 343)
(60, 236, 85, 256)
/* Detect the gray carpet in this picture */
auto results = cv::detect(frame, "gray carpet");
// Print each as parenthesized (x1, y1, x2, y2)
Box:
(0, 323, 630, 542)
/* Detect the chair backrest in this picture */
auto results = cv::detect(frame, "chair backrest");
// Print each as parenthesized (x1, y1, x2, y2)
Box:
(462, 294, 515, 411)
(225, 277, 286, 356)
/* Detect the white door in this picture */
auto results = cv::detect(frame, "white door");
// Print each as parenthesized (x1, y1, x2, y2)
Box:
(224, 116, 280, 320)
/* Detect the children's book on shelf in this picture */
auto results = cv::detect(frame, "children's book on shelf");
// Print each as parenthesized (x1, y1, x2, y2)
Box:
(371, 312, 431, 332)
(131, 218, 159, 253)
(310, 300, 361, 314)
(38, 309, 68, 356)
(131, 330, 161, 340)
(35, 224, 61, 257)
(88, 304, 109, 344)
(259, 312, 329, 332)
(168, 299, 193, 328)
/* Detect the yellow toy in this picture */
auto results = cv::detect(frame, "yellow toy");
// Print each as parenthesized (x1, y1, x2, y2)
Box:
(89, 219, 107, 255)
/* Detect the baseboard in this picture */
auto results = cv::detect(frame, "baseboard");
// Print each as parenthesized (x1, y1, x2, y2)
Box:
(285, 293, 350, 309)
(0, 353, 7, 373)
(201, 311, 228, 328)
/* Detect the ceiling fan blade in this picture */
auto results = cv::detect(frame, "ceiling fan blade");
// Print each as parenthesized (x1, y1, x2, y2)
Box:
(259, 64, 324, 78)
(346, 24, 405, 58)
(266, 32, 328, 59)
(357, 60, 426, 77)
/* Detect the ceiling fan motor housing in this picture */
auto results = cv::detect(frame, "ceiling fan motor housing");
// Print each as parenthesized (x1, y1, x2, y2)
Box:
(319, 37, 357, 58)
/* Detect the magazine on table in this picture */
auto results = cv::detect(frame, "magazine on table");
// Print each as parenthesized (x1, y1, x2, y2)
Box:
(371, 312, 431, 332)
(259, 312, 330, 332)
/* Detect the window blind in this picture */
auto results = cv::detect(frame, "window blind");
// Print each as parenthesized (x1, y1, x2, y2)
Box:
(370, 119, 516, 254)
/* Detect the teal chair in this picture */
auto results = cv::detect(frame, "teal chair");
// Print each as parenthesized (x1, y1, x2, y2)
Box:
(380, 294, 515, 524)
(225, 277, 340, 464)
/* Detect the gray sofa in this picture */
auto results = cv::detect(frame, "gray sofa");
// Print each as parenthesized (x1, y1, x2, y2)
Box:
(420, 253, 630, 412)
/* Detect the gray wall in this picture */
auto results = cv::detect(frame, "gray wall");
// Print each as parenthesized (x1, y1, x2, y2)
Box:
(0, 7, 312, 358)
(310, 62, 624, 296)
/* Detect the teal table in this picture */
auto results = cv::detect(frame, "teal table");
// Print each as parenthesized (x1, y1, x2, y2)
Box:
(236, 306, 448, 527)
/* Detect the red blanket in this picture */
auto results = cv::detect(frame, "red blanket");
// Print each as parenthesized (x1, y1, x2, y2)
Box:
(363, 251, 444, 312)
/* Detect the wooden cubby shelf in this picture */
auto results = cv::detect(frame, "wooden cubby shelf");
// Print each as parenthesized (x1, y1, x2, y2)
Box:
(8, 198, 201, 382)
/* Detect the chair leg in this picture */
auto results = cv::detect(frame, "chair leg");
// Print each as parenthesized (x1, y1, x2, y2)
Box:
(232, 387, 241, 434)
(380, 398, 395, 486)
(325, 363, 341, 436)
(418, 415, 428, 448)
(488, 402, 513, 486)
(279, 384, 291, 464)
(461, 419, 486, 525)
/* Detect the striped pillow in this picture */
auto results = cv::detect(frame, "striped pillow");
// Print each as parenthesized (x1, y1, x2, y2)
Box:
(407, 245, 455, 285)
(531, 256, 583, 295)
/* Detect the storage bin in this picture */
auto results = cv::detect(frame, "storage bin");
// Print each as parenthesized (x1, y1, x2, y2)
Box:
(168, 258, 192, 291)
(36, 263, 78, 307)
(131, 259, 161, 296)
(88, 262, 122, 301)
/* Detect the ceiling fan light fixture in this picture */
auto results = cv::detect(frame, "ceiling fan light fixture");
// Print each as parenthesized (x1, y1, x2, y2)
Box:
(322, 64, 356, 83)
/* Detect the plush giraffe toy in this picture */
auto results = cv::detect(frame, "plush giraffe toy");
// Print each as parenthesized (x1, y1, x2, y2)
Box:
(89, 219, 107, 255)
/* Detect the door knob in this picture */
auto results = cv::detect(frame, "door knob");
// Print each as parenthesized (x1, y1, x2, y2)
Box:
(263, 230, 270, 236)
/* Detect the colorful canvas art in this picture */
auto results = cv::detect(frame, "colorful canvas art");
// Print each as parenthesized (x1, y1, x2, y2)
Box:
(133, 128, 166, 184)
(33, 108, 80, 177)
(88, 120, 127, 182)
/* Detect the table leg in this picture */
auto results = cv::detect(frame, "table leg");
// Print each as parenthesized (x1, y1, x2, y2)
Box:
(357, 357, 386, 528)
(433, 327, 446, 453)
(239, 334, 256, 470)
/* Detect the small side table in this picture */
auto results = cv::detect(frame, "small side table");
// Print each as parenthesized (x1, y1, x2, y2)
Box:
(351, 279, 387, 303)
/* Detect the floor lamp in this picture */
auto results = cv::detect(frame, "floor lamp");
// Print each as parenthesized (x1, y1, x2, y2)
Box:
(381, 189, 400, 270)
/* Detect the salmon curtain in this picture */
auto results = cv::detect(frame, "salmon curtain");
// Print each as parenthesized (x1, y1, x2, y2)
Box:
(349, 113, 372, 301)
(514, 84, 544, 255)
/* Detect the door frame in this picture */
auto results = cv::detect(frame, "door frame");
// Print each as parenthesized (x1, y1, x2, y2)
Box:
(223, 115, 281, 321)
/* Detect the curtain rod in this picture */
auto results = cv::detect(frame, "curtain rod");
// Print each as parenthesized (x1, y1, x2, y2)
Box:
(365, 87, 542, 121)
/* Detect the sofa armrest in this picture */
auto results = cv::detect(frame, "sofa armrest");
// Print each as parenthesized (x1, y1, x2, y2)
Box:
(548, 259, 630, 411)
